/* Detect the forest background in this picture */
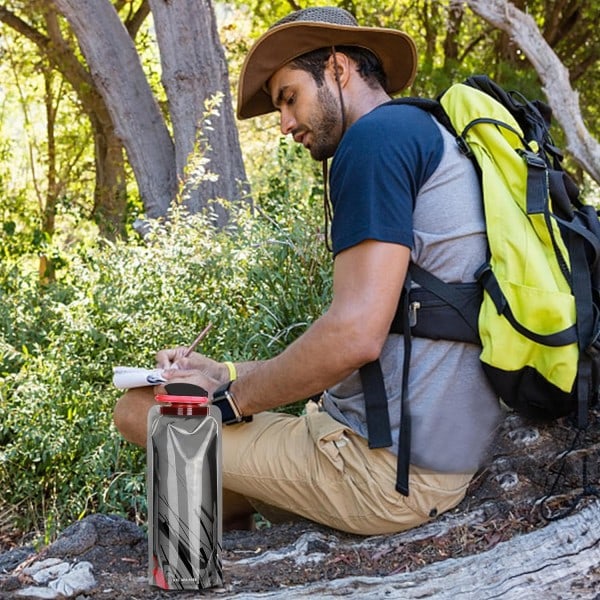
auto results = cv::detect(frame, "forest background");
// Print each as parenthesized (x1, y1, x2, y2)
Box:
(0, 0, 598, 547)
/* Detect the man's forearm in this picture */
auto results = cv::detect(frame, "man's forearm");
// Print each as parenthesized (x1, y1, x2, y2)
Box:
(225, 241, 409, 418)
(228, 312, 369, 417)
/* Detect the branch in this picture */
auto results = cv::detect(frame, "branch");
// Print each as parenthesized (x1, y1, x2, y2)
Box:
(0, 4, 50, 48)
(124, 0, 150, 39)
(0, 3, 100, 108)
(460, 0, 600, 184)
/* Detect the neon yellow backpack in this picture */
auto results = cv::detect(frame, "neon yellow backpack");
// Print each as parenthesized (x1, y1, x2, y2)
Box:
(360, 75, 600, 496)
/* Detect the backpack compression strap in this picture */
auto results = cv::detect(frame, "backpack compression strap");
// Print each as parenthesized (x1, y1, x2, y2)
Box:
(359, 275, 413, 496)
(555, 207, 600, 427)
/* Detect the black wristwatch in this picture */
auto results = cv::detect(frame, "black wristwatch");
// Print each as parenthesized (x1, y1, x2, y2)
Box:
(212, 381, 252, 425)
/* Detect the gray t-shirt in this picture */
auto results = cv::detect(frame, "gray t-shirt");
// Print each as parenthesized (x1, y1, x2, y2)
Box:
(323, 105, 502, 473)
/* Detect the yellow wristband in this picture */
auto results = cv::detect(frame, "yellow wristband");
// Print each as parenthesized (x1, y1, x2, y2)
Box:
(223, 361, 237, 381)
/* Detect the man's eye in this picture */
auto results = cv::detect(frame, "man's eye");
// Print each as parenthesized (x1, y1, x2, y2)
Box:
(286, 95, 295, 106)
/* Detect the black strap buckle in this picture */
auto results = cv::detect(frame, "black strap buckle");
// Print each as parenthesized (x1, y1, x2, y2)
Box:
(455, 135, 472, 157)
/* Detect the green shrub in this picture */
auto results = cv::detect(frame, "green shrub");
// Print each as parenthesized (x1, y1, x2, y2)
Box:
(0, 184, 332, 540)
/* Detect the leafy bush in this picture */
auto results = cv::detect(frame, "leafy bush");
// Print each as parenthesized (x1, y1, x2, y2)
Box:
(0, 176, 332, 540)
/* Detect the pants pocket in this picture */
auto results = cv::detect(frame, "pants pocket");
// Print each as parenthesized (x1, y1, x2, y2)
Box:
(306, 409, 351, 474)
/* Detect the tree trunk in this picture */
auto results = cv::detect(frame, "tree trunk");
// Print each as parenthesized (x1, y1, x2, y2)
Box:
(45, 3, 128, 239)
(443, 3, 464, 66)
(40, 67, 57, 285)
(460, 0, 600, 184)
(543, 0, 580, 47)
(419, 0, 440, 73)
(92, 121, 128, 239)
(149, 0, 249, 226)
(53, 0, 178, 219)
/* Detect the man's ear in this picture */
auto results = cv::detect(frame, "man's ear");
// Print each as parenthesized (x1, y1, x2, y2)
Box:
(327, 51, 351, 87)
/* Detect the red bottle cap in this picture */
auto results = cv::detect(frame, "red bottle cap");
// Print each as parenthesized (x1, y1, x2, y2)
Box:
(155, 394, 209, 405)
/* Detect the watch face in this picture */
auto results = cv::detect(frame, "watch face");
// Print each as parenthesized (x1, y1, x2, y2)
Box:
(213, 395, 238, 424)
(212, 382, 252, 425)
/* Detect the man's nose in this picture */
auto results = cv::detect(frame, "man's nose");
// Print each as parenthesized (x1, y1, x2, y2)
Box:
(280, 108, 296, 136)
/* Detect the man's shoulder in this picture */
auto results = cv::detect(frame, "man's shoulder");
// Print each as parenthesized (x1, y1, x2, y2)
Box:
(347, 102, 444, 147)
(362, 101, 438, 126)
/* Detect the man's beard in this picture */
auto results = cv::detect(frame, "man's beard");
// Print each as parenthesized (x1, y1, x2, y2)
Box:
(308, 85, 341, 161)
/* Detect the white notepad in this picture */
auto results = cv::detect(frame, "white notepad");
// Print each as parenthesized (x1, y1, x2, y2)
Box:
(112, 366, 166, 389)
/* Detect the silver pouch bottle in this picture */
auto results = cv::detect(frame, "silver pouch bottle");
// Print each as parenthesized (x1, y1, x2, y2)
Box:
(147, 390, 223, 590)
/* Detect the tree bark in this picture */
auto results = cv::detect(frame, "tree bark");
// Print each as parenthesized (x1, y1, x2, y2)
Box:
(235, 502, 600, 599)
(443, 2, 463, 66)
(460, 0, 600, 184)
(91, 120, 128, 238)
(149, 0, 249, 226)
(53, 0, 177, 219)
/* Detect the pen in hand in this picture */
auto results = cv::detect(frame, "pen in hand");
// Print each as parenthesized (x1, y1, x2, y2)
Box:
(163, 322, 213, 372)
(183, 322, 213, 358)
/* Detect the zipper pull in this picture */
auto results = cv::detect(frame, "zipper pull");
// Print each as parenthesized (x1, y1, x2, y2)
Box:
(408, 301, 421, 327)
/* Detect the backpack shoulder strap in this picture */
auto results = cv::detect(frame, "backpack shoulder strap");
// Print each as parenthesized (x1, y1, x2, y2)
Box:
(385, 97, 458, 138)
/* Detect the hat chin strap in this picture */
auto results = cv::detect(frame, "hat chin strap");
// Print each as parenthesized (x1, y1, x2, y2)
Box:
(321, 47, 348, 254)
(330, 47, 348, 136)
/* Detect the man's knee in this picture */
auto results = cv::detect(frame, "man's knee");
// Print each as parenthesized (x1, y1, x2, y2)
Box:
(113, 389, 155, 447)
(112, 394, 130, 434)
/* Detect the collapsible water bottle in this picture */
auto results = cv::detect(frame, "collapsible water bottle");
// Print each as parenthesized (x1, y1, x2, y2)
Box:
(147, 386, 223, 590)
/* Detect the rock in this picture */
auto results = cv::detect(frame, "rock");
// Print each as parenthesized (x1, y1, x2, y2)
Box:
(14, 560, 95, 599)
(0, 547, 35, 575)
(48, 561, 95, 596)
(15, 586, 59, 599)
(47, 514, 144, 559)
(24, 559, 69, 584)
(0, 515, 145, 598)
(45, 514, 146, 576)
(46, 521, 97, 557)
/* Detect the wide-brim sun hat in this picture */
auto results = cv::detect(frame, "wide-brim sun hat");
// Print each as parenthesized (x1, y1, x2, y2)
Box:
(237, 6, 417, 120)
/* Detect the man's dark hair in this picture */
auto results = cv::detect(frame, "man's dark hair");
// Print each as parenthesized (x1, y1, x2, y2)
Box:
(290, 46, 387, 90)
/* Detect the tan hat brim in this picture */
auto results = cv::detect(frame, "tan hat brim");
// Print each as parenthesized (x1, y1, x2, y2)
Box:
(237, 21, 417, 120)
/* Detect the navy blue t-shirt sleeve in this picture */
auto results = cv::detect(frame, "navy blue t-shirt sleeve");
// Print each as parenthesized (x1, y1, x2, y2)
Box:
(329, 104, 445, 256)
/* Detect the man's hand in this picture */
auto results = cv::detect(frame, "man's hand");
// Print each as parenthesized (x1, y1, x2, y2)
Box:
(157, 367, 222, 398)
(155, 348, 227, 381)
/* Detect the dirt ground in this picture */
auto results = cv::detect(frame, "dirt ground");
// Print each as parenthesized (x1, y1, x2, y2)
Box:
(1, 407, 599, 599)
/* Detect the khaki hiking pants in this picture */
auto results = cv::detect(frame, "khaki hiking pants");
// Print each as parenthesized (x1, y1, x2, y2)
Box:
(222, 404, 474, 535)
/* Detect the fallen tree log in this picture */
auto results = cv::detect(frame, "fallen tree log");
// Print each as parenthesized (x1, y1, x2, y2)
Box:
(227, 500, 600, 599)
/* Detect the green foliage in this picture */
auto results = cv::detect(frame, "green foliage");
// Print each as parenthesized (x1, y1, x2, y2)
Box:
(3, 0, 600, 544)
(0, 181, 331, 539)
